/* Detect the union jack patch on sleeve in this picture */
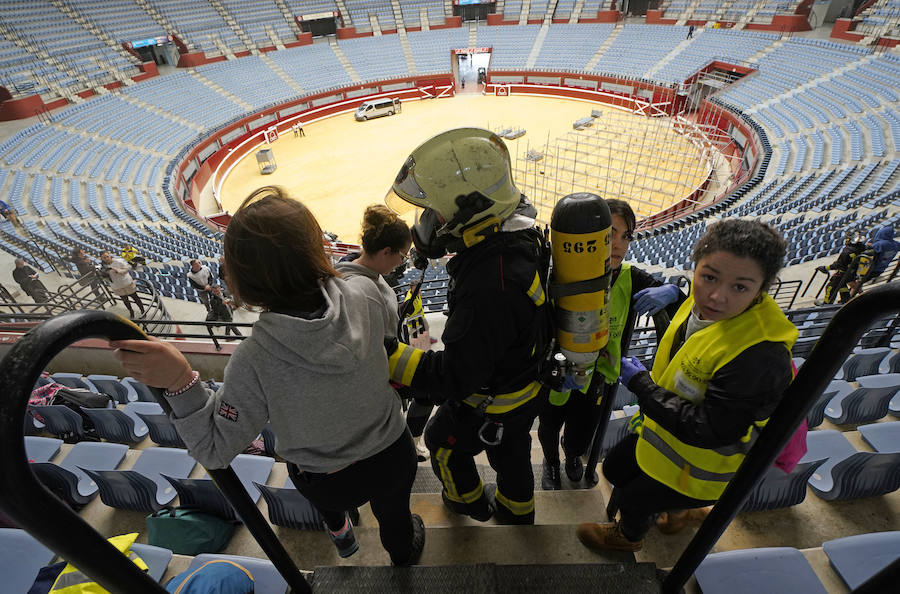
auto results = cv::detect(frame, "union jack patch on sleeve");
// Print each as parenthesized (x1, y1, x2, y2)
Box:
(218, 401, 239, 422)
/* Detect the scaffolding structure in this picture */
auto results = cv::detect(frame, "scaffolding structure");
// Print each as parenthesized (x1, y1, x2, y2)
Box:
(509, 107, 723, 227)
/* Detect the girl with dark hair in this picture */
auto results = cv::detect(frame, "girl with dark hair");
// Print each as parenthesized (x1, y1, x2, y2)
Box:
(577, 218, 798, 552)
(538, 198, 684, 489)
(110, 187, 424, 566)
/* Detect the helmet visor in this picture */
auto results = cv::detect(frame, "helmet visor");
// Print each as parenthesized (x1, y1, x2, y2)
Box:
(385, 155, 429, 213)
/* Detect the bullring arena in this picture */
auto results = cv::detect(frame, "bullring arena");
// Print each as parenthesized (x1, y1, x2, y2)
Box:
(0, 1, 898, 592)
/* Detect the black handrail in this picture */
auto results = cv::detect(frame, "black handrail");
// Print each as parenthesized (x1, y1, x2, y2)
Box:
(0, 310, 310, 594)
(663, 282, 900, 592)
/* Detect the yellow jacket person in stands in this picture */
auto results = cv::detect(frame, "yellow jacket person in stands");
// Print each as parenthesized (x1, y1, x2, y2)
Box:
(577, 219, 798, 552)
(385, 128, 553, 525)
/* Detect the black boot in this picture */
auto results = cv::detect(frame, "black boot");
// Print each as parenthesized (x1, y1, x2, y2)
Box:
(541, 459, 561, 490)
(565, 456, 584, 482)
(441, 487, 494, 522)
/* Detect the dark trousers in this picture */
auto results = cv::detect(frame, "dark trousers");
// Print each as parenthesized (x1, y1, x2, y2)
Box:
(287, 429, 417, 564)
(120, 292, 145, 317)
(537, 389, 597, 465)
(424, 396, 543, 519)
(603, 434, 713, 541)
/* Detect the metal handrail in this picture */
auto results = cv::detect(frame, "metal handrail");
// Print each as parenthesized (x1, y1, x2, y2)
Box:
(663, 282, 900, 592)
(0, 310, 310, 593)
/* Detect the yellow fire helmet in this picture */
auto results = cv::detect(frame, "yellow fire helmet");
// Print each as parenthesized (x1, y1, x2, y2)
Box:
(386, 127, 522, 238)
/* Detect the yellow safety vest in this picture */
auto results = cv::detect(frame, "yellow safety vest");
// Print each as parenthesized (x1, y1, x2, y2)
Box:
(634, 292, 797, 501)
(50, 533, 149, 594)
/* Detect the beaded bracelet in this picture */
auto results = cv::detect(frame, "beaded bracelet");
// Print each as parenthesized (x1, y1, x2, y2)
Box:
(165, 370, 200, 397)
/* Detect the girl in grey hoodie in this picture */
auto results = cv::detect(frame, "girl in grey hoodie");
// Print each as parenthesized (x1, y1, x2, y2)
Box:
(112, 187, 424, 566)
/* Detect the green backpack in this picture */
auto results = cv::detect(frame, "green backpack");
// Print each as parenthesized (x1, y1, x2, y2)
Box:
(146, 507, 237, 556)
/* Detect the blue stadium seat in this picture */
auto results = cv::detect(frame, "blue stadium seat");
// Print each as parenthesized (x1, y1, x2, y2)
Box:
(28, 405, 84, 439)
(0, 528, 56, 594)
(822, 531, 900, 589)
(31, 441, 129, 506)
(24, 436, 63, 463)
(256, 476, 326, 530)
(136, 410, 186, 448)
(824, 374, 900, 425)
(858, 421, 900, 453)
(84, 447, 196, 512)
(80, 402, 153, 444)
(130, 543, 174, 583)
(741, 460, 825, 512)
(694, 547, 827, 594)
(841, 347, 891, 381)
(86, 374, 134, 404)
(50, 372, 99, 392)
(164, 454, 275, 520)
(121, 377, 158, 402)
(808, 379, 852, 428)
(801, 429, 900, 501)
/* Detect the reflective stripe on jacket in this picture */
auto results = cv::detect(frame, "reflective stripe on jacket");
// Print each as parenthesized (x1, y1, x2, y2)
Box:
(634, 292, 798, 500)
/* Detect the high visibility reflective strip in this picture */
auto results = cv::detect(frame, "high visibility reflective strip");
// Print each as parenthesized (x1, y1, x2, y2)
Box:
(53, 552, 147, 591)
(641, 426, 735, 484)
(712, 424, 763, 457)
(526, 272, 545, 306)
(388, 343, 424, 386)
(435, 447, 484, 503)
(463, 381, 542, 414)
(494, 488, 534, 515)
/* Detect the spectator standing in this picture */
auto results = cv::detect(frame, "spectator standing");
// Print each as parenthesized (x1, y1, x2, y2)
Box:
(187, 259, 214, 311)
(687, 24, 695, 39)
(205, 284, 242, 340)
(12, 259, 49, 303)
(100, 251, 145, 318)
(111, 187, 424, 565)
(71, 248, 104, 300)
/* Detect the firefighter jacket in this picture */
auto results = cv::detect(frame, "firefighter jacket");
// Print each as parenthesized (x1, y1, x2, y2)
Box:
(631, 292, 797, 501)
(389, 228, 551, 415)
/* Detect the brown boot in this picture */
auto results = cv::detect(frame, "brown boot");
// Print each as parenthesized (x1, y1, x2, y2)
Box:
(655, 507, 712, 535)
(576, 522, 643, 552)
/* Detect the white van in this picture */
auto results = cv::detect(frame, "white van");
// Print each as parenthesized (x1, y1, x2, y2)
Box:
(354, 97, 401, 121)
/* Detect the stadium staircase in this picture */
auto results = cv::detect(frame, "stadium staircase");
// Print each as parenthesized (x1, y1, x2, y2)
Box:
(334, 0, 353, 28)
(258, 54, 307, 94)
(272, 0, 303, 38)
(525, 24, 551, 67)
(468, 21, 479, 46)
(132, 0, 182, 46)
(645, 32, 700, 80)
(584, 23, 623, 70)
(189, 70, 254, 110)
(209, 0, 255, 53)
(569, 0, 585, 23)
(328, 37, 361, 82)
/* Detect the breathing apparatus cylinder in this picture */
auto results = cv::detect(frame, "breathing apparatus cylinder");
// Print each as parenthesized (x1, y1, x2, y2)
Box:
(549, 193, 612, 388)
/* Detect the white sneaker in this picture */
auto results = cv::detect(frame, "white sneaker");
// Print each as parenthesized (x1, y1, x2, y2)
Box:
(413, 436, 429, 462)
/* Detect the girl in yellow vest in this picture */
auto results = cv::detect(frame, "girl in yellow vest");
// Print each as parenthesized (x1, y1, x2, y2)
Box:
(539, 199, 684, 489)
(577, 219, 798, 552)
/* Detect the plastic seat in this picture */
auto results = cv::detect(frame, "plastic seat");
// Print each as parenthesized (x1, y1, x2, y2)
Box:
(257, 476, 325, 530)
(130, 543, 173, 583)
(599, 415, 631, 459)
(0, 528, 56, 594)
(84, 447, 196, 512)
(50, 372, 98, 392)
(841, 347, 891, 381)
(164, 454, 274, 520)
(801, 429, 900, 501)
(694, 547, 827, 594)
(741, 460, 825, 512)
(181, 554, 287, 594)
(824, 374, 900, 425)
(858, 421, 900, 453)
(80, 402, 153, 444)
(86, 374, 134, 404)
(24, 436, 63, 463)
(808, 380, 852, 428)
(31, 441, 128, 506)
(136, 411, 186, 448)
(121, 377, 158, 402)
(822, 531, 900, 589)
(28, 405, 84, 438)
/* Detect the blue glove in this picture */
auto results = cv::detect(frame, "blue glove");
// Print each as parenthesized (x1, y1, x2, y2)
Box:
(562, 375, 581, 391)
(619, 356, 647, 388)
(632, 284, 681, 315)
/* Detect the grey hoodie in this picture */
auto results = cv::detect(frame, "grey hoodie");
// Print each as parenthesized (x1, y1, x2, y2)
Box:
(334, 260, 399, 338)
(166, 275, 407, 471)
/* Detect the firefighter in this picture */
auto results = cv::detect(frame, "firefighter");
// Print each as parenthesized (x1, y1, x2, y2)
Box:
(815, 234, 867, 305)
(385, 128, 553, 524)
